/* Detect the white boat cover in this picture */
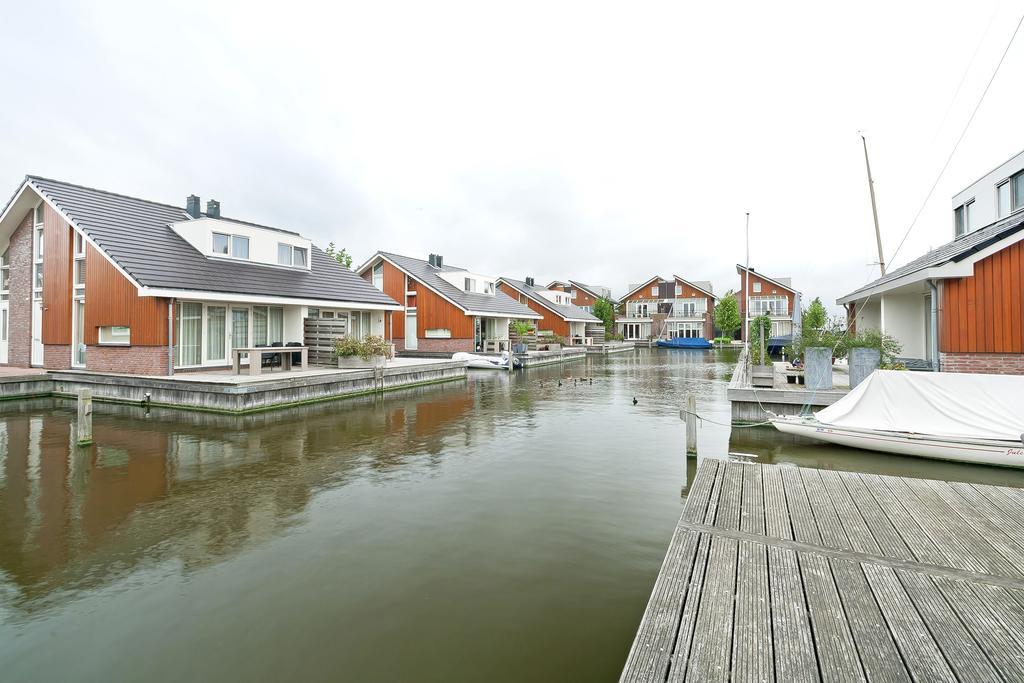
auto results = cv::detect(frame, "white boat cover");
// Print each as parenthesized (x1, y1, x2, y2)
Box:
(816, 370, 1024, 442)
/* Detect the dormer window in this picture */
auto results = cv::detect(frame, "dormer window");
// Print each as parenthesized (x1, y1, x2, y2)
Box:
(954, 200, 973, 237)
(212, 232, 250, 259)
(465, 277, 475, 292)
(233, 235, 249, 259)
(278, 243, 308, 267)
(484, 281, 494, 294)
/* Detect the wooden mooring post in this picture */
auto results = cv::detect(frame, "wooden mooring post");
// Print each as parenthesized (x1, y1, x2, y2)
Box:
(76, 389, 93, 447)
(680, 393, 697, 456)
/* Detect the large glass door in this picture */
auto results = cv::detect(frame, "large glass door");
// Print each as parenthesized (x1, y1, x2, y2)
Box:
(405, 309, 417, 350)
(0, 302, 8, 364)
(31, 301, 43, 366)
(231, 308, 250, 365)
(175, 302, 203, 367)
(72, 300, 86, 367)
(207, 306, 226, 362)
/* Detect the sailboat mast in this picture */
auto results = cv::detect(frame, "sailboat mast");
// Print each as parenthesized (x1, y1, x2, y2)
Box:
(743, 212, 750, 347)
(861, 134, 886, 276)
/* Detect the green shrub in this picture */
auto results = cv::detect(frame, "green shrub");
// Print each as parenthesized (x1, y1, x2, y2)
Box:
(843, 328, 902, 366)
(511, 320, 533, 336)
(334, 335, 394, 361)
(749, 314, 772, 365)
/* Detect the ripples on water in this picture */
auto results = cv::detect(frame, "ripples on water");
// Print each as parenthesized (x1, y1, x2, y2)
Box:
(1, 348, 1021, 682)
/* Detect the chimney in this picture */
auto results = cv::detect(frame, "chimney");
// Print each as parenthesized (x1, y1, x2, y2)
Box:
(206, 199, 220, 219)
(525, 276, 535, 287)
(436, 254, 443, 268)
(186, 195, 201, 219)
(428, 253, 437, 267)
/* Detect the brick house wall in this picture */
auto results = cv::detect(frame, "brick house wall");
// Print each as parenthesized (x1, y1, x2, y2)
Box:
(407, 337, 474, 354)
(86, 345, 169, 375)
(5, 210, 33, 367)
(939, 352, 1024, 375)
(44, 345, 71, 370)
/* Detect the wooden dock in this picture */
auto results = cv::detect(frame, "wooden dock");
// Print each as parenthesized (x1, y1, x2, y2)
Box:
(621, 459, 1024, 682)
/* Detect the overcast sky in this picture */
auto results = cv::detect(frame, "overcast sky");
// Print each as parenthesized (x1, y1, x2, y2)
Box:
(2, 1, 1022, 312)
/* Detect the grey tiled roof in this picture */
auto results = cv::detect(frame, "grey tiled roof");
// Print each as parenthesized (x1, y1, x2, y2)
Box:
(498, 277, 600, 322)
(374, 252, 541, 317)
(25, 176, 398, 307)
(839, 210, 1024, 302)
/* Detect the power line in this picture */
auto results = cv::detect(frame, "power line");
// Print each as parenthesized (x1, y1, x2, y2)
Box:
(887, 8, 1024, 268)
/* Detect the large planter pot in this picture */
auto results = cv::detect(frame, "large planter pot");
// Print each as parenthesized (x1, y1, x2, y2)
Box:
(337, 355, 388, 369)
(751, 364, 774, 388)
(804, 347, 833, 391)
(512, 343, 528, 354)
(849, 347, 881, 388)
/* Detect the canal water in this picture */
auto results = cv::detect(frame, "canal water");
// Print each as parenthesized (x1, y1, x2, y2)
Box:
(2, 348, 1022, 682)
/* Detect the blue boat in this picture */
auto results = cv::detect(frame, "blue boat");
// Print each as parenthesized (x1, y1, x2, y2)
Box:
(656, 337, 713, 349)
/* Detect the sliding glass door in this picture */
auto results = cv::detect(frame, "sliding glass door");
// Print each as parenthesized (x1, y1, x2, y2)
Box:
(207, 306, 226, 361)
(176, 302, 203, 367)
(176, 302, 287, 368)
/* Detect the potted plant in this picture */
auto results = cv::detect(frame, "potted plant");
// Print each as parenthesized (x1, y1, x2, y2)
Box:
(510, 320, 532, 354)
(749, 315, 774, 388)
(335, 335, 394, 369)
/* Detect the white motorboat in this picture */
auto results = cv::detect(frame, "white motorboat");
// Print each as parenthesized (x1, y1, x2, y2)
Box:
(770, 370, 1024, 468)
(452, 351, 519, 370)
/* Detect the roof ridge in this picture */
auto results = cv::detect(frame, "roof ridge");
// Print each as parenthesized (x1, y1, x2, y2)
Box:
(27, 175, 188, 214)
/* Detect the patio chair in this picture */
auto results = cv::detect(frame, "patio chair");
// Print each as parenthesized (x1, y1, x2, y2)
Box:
(269, 342, 284, 368)
(286, 341, 303, 366)
(255, 344, 276, 370)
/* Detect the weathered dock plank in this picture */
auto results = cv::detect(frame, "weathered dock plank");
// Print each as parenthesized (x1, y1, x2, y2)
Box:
(620, 461, 1024, 682)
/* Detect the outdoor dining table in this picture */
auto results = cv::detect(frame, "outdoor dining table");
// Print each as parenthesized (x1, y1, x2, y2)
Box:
(232, 346, 309, 376)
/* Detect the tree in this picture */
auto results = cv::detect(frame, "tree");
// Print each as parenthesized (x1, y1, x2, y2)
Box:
(325, 242, 353, 269)
(593, 296, 616, 334)
(714, 291, 741, 339)
(749, 314, 773, 365)
(804, 297, 827, 331)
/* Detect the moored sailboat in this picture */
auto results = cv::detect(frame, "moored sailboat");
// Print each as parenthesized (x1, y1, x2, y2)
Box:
(770, 370, 1024, 467)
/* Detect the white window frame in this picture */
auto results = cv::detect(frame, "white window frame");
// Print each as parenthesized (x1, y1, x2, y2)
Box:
(954, 199, 974, 237)
(211, 232, 251, 260)
(1, 248, 9, 302)
(752, 282, 762, 293)
(73, 230, 86, 294)
(98, 326, 131, 345)
(33, 203, 44, 300)
(425, 328, 451, 339)
(1012, 170, 1024, 214)
(650, 285, 658, 296)
(372, 262, 384, 290)
(277, 243, 308, 268)
(997, 181, 1010, 219)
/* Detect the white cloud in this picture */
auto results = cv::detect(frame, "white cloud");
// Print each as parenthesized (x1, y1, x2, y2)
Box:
(1, 0, 1022, 310)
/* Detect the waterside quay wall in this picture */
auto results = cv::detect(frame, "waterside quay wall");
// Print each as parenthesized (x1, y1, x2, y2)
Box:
(0, 361, 467, 414)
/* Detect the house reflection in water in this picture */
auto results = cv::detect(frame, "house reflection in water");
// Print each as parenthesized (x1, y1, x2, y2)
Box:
(0, 380, 494, 612)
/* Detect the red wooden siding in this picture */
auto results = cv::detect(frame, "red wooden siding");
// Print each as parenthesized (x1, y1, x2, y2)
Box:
(41, 204, 72, 344)
(497, 283, 568, 337)
(415, 281, 474, 338)
(363, 259, 405, 340)
(83, 244, 168, 345)
(940, 240, 1024, 354)
(552, 282, 597, 309)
